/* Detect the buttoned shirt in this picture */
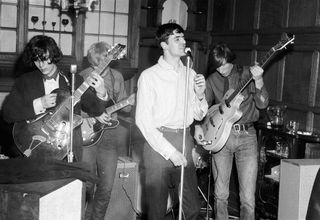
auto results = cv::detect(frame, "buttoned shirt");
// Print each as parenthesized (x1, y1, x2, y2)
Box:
(135, 56, 208, 160)
(33, 75, 61, 115)
(206, 64, 269, 124)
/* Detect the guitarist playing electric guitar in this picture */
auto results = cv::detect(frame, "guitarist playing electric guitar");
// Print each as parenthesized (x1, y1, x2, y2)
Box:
(2, 35, 108, 161)
(194, 42, 269, 220)
(78, 41, 133, 220)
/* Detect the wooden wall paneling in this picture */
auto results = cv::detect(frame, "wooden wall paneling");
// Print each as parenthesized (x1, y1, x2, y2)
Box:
(211, 33, 253, 50)
(313, 113, 320, 132)
(277, 56, 286, 102)
(259, 0, 286, 29)
(234, 0, 255, 31)
(17, 0, 28, 53)
(186, 0, 209, 32)
(138, 46, 161, 76)
(74, 14, 85, 70)
(307, 111, 315, 132)
(282, 52, 312, 105)
(314, 51, 320, 107)
(292, 31, 320, 52)
(288, 0, 319, 27)
(211, 0, 234, 32)
(253, 0, 261, 29)
(128, 0, 141, 68)
(206, 0, 214, 31)
(309, 51, 319, 107)
(233, 51, 252, 66)
(258, 53, 283, 101)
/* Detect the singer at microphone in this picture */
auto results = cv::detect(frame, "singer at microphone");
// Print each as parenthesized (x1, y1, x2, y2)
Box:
(185, 47, 193, 59)
(135, 23, 208, 220)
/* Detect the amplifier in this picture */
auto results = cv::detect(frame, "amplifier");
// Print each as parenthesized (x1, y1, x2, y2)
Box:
(105, 157, 138, 220)
(278, 159, 320, 220)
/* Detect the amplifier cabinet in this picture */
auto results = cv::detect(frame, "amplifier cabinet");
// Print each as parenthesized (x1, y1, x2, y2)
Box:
(105, 157, 138, 220)
(278, 159, 320, 220)
(0, 178, 84, 220)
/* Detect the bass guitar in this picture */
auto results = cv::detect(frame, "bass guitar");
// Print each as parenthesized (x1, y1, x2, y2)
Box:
(81, 93, 135, 147)
(13, 44, 126, 160)
(202, 33, 295, 152)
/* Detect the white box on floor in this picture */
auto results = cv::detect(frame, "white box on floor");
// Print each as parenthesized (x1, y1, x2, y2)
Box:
(0, 178, 84, 220)
(278, 159, 320, 220)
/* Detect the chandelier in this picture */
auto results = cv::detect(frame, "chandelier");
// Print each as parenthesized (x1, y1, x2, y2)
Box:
(52, 0, 99, 17)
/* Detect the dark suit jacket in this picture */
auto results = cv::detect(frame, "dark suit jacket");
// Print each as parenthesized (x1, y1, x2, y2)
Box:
(2, 69, 106, 160)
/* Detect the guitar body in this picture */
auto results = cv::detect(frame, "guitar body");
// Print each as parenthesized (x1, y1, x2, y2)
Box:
(13, 89, 83, 160)
(11, 44, 127, 160)
(201, 34, 295, 152)
(81, 93, 136, 147)
(81, 118, 119, 147)
(202, 89, 243, 152)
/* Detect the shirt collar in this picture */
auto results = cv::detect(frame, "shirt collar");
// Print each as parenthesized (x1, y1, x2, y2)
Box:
(43, 68, 59, 81)
(158, 56, 183, 71)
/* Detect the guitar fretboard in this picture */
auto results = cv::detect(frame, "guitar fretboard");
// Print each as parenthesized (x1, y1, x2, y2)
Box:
(106, 98, 130, 114)
(225, 45, 279, 104)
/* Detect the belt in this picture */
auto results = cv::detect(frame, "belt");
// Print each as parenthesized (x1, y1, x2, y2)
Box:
(158, 126, 190, 133)
(232, 123, 253, 132)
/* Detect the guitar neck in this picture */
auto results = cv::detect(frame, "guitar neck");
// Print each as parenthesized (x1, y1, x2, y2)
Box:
(226, 46, 278, 103)
(73, 57, 113, 104)
(106, 98, 130, 114)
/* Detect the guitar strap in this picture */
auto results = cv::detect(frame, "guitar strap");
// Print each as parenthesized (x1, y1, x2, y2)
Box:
(223, 72, 229, 95)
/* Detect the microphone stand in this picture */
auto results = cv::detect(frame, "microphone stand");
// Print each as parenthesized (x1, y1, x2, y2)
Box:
(67, 64, 77, 163)
(178, 54, 192, 220)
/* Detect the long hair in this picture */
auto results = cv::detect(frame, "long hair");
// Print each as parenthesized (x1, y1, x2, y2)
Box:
(210, 43, 236, 69)
(22, 35, 63, 67)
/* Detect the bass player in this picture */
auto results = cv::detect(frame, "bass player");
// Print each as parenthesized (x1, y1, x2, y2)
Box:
(194, 42, 269, 220)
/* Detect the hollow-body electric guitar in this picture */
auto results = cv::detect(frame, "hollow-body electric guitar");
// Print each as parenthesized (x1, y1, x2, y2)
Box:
(81, 93, 135, 147)
(13, 44, 126, 160)
(202, 33, 295, 152)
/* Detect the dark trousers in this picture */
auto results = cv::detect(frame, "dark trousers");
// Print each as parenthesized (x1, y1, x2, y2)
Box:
(82, 129, 118, 220)
(143, 130, 200, 220)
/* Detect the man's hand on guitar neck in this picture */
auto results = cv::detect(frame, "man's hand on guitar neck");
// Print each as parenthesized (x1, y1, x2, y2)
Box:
(96, 112, 112, 124)
(87, 72, 108, 100)
(250, 65, 264, 90)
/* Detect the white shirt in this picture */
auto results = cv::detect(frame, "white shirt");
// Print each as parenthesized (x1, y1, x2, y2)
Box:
(33, 75, 60, 115)
(135, 56, 208, 160)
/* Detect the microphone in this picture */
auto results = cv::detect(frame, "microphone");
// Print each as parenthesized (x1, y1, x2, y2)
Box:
(70, 64, 77, 74)
(185, 47, 193, 59)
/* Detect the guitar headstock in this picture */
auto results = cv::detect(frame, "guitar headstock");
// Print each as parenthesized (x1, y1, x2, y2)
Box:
(107, 43, 126, 61)
(127, 93, 136, 105)
(273, 33, 295, 52)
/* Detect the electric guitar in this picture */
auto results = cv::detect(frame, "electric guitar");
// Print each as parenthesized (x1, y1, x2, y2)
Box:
(202, 33, 295, 152)
(12, 44, 126, 160)
(81, 93, 135, 147)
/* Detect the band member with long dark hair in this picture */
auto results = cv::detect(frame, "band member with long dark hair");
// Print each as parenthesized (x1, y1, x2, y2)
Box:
(2, 35, 107, 161)
(135, 23, 208, 220)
